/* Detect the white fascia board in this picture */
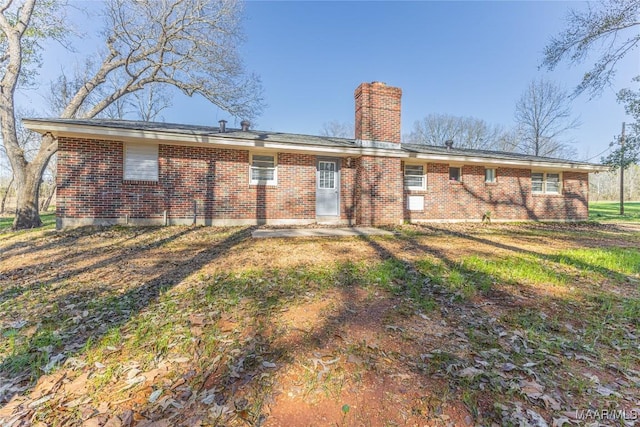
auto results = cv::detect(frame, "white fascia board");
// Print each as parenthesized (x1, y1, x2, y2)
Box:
(23, 120, 606, 172)
(407, 153, 607, 172)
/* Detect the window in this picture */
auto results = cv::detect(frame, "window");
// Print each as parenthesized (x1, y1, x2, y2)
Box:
(546, 173, 560, 193)
(485, 168, 496, 183)
(532, 172, 561, 194)
(250, 154, 277, 185)
(124, 143, 158, 181)
(449, 166, 461, 182)
(404, 164, 425, 190)
(531, 173, 544, 193)
(318, 161, 336, 189)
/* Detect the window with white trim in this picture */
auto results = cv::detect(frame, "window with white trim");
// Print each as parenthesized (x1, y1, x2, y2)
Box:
(485, 168, 496, 183)
(404, 164, 425, 190)
(449, 166, 461, 182)
(531, 172, 561, 194)
(124, 143, 158, 181)
(318, 161, 336, 189)
(250, 154, 277, 185)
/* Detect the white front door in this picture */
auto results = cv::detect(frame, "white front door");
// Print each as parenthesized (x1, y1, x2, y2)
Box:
(316, 158, 340, 217)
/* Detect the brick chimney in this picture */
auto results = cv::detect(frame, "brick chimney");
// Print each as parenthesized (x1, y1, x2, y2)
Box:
(354, 82, 402, 146)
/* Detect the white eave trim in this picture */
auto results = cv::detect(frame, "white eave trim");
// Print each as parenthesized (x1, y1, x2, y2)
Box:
(23, 120, 607, 173)
(406, 152, 607, 172)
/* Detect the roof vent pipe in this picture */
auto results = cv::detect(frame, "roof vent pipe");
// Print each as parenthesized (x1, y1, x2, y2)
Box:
(241, 120, 250, 131)
(444, 139, 454, 150)
(218, 119, 227, 133)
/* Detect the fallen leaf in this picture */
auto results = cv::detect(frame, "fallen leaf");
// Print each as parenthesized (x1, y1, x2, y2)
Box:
(103, 417, 123, 427)
(200, 392, 216, 405)
(28, 394, 52, 409)
(120, 410, 134, 427)
(82, 418, 103, 427)
(8, 320, 27, 329)
(520, 380, 544, 399)
(540, 394, 561, 410)
(594, 385, 621, 397)
(126, 368, 141, 380)
(168, 357, 190, 364)
(501, 362, 517, 372)
(347, 354, 363, 365)
(526, 408, 549, 427)
(97, 401, 110, 413)
(32, 372, 65, 397)
(457, 367, 484, 378)
(189, 314, 207, 326)
(149, 389, 162, 403)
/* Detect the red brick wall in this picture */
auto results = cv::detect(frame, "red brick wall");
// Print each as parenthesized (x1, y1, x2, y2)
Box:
(340, 157, 357, 224)
(57, 138, 125, 219)
(355, 82, 402, 144)
(57, 138, 316, 222)
(356, 156, 404, 225)
(403, 163, 589, 221)
(57, 137, 588, 226)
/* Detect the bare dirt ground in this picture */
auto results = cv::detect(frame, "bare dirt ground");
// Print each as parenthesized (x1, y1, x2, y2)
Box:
(0, 222, 638, 426)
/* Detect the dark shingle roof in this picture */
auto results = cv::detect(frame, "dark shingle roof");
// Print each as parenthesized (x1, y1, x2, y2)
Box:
(26, 118, 357, 148)
(402, 143, 588, 165)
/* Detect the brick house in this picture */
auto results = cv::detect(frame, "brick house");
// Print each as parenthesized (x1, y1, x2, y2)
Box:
(24, 82, 604, 229)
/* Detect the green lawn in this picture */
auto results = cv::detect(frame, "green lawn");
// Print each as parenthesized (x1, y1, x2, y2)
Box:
(0, 212, 56, 230)
(589, 200, 640, 222)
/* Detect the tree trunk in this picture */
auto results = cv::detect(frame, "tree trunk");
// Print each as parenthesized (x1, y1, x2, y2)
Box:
(13, 167, 42, 228)
(41, 183, 56, 212)
(1, 176, 14, 214)
(11, 134, 57, 229)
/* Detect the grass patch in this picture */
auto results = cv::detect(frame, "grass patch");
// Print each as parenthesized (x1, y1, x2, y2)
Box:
(552, 247, 640, 278)
(589, 201, 640, 222)
(462, 254, 569, 287)
(416, 258, 493, 299)
(0, 212, 56, 231)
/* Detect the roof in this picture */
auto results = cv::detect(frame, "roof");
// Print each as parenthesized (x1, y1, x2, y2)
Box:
(402, 143, 584, 165)
(22, 118, 606, 172)
(24, 118, 356, 148)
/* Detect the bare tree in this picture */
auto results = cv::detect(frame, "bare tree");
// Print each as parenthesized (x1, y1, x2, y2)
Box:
(542, 0, 640, 97)
(129, 86, 172, 122)
(514, 79, 580, 158)
(405, 114, 506, 150)
(590, 164, 640, 201)
(492, 128, 522, 153)
(319, 121, 354, 138)
(0, 0, 67, 227)
(49, 64, 173, 122)
(2, 0, 263, 229)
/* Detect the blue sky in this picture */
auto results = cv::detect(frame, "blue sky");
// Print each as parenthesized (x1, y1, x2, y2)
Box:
(20, 1, 639, 161)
